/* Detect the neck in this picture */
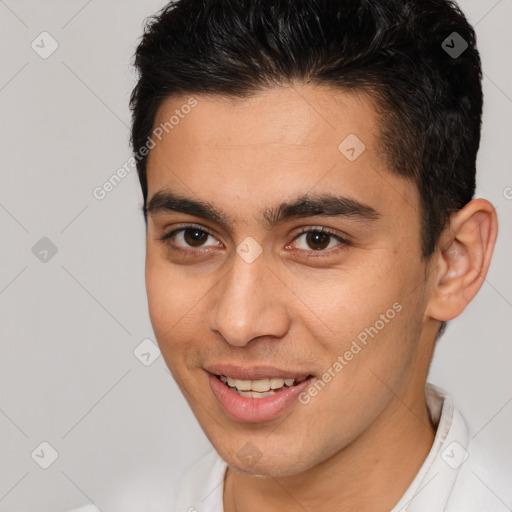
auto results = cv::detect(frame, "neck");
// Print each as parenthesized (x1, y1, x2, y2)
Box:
(223, 383, 436, 512)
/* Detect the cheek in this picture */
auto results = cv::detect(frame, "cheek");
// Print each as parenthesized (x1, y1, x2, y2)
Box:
(144, 248, 212, 375)
(300, 264, 401, 342)
(304, 257, 427, 381)
(145, 250, 189, 361)
(145, 244, 194, 329)
(145, 253, 173, 335)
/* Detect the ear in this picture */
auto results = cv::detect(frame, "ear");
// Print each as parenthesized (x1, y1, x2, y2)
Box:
(425, 199, 498, 322)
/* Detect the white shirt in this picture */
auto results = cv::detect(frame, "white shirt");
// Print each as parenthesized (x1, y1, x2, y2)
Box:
(174, 383, 512, 512)
(69, 383, 511, 511)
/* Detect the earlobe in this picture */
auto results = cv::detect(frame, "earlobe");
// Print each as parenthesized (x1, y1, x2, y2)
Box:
(425, 199, 498, 322)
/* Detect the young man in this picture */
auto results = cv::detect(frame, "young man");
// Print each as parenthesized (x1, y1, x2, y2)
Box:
(124, 0, 506, 510)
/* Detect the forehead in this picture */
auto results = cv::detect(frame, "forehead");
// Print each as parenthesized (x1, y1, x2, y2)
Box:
(146, 84, 419, 232)
(150, 84, 379, 150)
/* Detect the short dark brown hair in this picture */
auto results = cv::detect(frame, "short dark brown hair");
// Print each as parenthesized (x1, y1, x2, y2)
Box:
(130, 0, 482, 259)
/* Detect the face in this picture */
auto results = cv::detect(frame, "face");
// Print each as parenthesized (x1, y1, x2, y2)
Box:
(144, 84, 437, 477)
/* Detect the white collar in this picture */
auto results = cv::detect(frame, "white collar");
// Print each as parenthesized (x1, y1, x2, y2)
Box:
(391, 383, 469, 511)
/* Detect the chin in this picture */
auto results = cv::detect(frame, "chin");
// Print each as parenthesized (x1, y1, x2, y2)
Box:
(218, 441, 315, 478)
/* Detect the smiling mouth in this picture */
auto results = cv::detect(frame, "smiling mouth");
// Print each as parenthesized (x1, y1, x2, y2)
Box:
(216, 374, 313, 398)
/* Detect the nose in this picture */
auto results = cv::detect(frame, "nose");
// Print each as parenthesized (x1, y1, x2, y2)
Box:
(207, 250, 290, 347)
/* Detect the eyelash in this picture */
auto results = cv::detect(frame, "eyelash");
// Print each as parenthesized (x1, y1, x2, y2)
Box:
(159, 223, 351, 258)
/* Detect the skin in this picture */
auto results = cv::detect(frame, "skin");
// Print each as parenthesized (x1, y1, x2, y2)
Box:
(144, 84, 497, 511)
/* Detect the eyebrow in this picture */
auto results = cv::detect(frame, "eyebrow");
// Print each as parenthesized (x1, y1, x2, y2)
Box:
(146, 189, 380, 230)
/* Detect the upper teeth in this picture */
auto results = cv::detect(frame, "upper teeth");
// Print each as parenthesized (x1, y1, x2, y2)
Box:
(220, 375, 307, 392)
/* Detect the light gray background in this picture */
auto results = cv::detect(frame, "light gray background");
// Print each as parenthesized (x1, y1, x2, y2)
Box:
(0, 1, 510, 511)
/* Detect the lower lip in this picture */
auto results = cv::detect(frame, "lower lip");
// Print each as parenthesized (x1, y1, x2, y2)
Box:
(208, 373, 314, 423)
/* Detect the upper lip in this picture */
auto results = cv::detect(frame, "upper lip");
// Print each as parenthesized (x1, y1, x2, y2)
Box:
(205, 364, 312, 381)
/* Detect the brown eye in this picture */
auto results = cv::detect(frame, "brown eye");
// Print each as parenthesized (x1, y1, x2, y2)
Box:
(292, 228, 348, 253)
(159, 224, 221, 252)
(182, 228, 209, 247)
(304, 231, 331, 250)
